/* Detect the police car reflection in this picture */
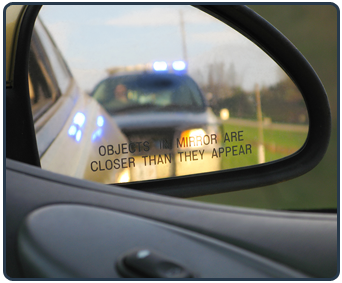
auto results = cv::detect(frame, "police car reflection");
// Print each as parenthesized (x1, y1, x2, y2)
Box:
(90, 61, 221, 181)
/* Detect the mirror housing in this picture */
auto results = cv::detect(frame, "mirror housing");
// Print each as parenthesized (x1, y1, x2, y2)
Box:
(6, 5, 331, 197)
(121, 5, 331, 197)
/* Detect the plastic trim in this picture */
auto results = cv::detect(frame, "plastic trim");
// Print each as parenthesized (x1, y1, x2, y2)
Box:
(119, 5, 331, 197)
(6, 5, 42, 167)
(6, 158, 337, 278)
(5, 4, 331, 196)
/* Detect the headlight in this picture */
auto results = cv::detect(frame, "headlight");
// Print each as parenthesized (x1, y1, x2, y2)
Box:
(117, 168, 130, 183)
(178, 128, 217, 148)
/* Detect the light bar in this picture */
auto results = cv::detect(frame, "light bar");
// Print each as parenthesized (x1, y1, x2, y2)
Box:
(153, 61, 168, 71)
(172, 61, 186, 71)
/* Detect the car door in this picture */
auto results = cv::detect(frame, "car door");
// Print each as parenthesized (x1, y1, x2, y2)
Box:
(5, 4, 337, 279)
(28, 17, 132, 184)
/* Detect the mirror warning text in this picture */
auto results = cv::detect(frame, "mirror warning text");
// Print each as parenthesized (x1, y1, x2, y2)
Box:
(90, 130, 252, 173)
(212, 144, 252, 158)
(177, 134, 217, 148)
(90, 157, 136, 172)
(142, 154, 172, 166)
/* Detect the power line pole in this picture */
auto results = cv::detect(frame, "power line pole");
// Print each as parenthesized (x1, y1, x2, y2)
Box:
(179, 10, 188, 63)
(255, 83, 265, 164)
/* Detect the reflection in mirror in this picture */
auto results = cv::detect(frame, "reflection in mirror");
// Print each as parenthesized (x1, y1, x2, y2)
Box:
(34, 5, 308, 184)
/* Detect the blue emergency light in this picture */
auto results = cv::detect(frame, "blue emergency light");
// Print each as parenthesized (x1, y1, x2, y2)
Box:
(172, 61, 186, 71)
(68, 125, 77, 136)
(91, 128, 103, 141)
(68, 112, 86, 142)
(73, 112, 86, 127)
(97, 116, 104, 127)
(75, 130, 82, 142)
(153, 61, 168, 71)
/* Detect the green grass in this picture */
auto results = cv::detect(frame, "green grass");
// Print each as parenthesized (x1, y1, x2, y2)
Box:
(191, 124, 337, 210)
(220, 124, 307, 170)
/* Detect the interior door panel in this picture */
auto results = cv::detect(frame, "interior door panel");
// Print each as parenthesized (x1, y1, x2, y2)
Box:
(6, 159, 337, 278)
(18, 204, 307, 278)
(5, 4, 337, 279)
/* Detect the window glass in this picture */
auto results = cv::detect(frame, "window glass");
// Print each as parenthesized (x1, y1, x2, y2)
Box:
(28, 29, 59, 120)
(34, 18, 71, 94)
(34, 5, 312, 201)
(24, 5, 336, 212)
(91, 74, 205, 114)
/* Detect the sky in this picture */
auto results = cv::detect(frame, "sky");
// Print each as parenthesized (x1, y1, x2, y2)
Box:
(39, 5, 284, 92)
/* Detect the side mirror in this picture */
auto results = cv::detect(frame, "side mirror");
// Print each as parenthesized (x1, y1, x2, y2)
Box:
(6, 5, 331, 198)
(125, 5, 331, 196)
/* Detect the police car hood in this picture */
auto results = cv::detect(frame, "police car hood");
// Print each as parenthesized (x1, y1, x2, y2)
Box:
(112, 108, 218, 132)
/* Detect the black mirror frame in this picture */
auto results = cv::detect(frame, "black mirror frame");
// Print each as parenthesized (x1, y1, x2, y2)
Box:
(6, 4, 331, 198)
(124, 5, 331, 197)
(6, 5, 41, 167)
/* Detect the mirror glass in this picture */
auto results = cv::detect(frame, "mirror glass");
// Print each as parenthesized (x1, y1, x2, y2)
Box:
(33, 5, 308, 184)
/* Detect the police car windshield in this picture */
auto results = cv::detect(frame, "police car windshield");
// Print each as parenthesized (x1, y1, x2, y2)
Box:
(91, 73, 205, 114)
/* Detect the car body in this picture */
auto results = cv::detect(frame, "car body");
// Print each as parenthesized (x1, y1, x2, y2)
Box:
(91, 71, 221, 181)
(5, 4, 337, 279)
(28, 16, 131, 184)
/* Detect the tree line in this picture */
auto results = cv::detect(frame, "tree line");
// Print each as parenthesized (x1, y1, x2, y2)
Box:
(194, 63, 308, 124)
